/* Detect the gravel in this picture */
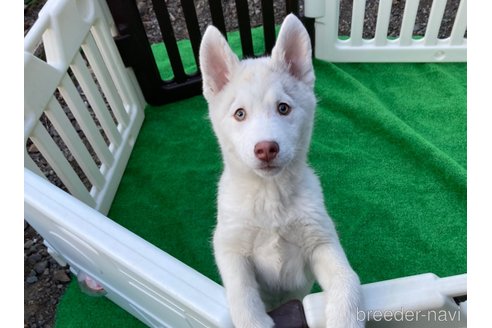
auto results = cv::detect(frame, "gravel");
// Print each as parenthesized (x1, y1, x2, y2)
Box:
(24, 0, 462, 327)
(24, 221, 71, 328)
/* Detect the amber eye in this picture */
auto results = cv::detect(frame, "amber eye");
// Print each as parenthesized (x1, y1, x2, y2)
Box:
(234, 108, 247, 121)
(277, 103, 291, 115)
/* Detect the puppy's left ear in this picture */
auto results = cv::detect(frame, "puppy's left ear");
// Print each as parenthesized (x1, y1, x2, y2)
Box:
(271, 14, 314, 87)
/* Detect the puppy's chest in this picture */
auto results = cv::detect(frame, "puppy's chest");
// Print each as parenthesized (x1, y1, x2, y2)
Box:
(251, 230, 308, 288)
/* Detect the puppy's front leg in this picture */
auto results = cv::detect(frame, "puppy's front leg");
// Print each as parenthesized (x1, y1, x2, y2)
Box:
(311, 242, 364, 328)
(215, 249, 275, 328)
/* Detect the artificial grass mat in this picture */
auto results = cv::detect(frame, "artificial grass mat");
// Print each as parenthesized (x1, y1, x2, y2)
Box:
(55, 36, 466, 328)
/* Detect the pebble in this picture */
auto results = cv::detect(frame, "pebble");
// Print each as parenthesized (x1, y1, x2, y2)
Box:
(28, 143, 39, 153)
(48, 258, 59, 265)
(34, 261, 48, 275)
(28, 253, 42, 264)
(26, 276, 38, 284)
(28, 245, 38, 255)
(24, 240, 34, 249)
(54, 270, 71, 283)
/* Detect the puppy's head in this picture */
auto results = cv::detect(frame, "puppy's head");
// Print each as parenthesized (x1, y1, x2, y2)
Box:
(199, 14, 316, 178)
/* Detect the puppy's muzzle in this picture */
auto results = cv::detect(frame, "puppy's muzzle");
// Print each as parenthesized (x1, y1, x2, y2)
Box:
(254, 141, 279, 163)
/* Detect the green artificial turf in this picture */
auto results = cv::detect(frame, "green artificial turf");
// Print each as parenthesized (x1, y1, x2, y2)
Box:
(55, 29, 466, 327)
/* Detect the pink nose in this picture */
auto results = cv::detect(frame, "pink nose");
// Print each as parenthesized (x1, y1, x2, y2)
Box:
(254, 141, 279, 162)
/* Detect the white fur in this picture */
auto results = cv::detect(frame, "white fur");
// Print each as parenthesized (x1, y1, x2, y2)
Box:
(200, 14, 364, 328)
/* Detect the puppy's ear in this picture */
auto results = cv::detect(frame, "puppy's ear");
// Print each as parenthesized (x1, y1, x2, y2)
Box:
(271, 14, 314, 87)
(199, 26, 239, 100)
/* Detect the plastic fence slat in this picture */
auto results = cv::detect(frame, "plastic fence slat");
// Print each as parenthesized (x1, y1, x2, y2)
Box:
(89, 17, 146, 116)
(181, 0, 201, 69)
(235, 0, 254, 57)
(424, 0, 447, 46)
(351, 0, 367, 46)
(82, 34, 130, 127)
(208, 0, 227, 39)
(399, 0, 420, 46)
(286, 0, 300, 15)
(152, 0, 187, 82)
(45, 98, 105, 190)
(24, 53, 64, 130)
(375, 0, 393, 46)
(70, 53, 122, 147)
(58, 75, 114, 167)
(450, 0, 467, 45)
(30, 124, 95, 207)
(261, 0, 276, 54)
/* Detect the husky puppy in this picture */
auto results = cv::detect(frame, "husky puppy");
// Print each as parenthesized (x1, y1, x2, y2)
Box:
(199, 14, 363, 328)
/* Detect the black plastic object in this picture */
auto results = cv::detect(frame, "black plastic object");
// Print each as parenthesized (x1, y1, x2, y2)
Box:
(105, 0, 315, 106)
(453, 294, 467, 305)
(268, 299, 309, 328)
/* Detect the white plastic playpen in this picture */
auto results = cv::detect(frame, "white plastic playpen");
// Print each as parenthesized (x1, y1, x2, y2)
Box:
(24, 0, 467, 327)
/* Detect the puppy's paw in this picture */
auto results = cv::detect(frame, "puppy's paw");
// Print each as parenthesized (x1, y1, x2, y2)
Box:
(324, 272, 364, 328)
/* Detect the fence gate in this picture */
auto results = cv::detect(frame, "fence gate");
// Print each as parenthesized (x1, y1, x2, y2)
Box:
(105, 0, 314, 106)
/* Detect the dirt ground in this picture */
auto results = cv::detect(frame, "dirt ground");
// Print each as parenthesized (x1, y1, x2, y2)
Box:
(24, 0, 462, 327)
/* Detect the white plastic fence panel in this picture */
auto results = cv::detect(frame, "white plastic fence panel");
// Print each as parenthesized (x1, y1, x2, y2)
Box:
(24, 0, 145, 215)
(303, 273, 467, 327)
(306, 0, 467, 62)
(24, 170, 234, 328)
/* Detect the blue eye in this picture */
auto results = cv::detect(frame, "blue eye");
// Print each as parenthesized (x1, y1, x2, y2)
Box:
(234, 108, 247, 121)
(277, 103, 291, 115)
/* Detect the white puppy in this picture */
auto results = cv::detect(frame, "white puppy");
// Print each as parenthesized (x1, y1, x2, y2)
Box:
(199, 14, 363, 328)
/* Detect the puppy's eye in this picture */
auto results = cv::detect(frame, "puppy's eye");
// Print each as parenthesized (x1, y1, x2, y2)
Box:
(277, 103, 291, 116)
(234, 108, 247, 121)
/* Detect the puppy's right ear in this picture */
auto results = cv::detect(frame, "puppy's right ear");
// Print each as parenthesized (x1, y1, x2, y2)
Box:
(199, 26, 239, 100)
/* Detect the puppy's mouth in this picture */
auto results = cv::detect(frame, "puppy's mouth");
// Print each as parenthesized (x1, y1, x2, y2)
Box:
(254, 163, 282, 176)
(259, 164, 279, 170)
